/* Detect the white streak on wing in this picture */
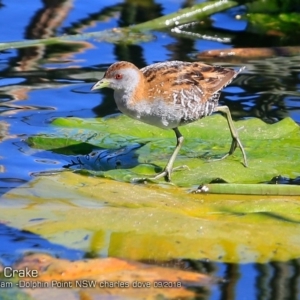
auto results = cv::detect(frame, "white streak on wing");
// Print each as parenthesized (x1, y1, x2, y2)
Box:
(173, 92, 179, 105)
(180, 90, 185, 107)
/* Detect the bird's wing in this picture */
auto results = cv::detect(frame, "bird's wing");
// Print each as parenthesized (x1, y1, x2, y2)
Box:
(142, 61, 243, 103)
(141, 61, 243, 120)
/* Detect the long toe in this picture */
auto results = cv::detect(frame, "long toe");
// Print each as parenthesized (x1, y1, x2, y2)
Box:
(153, 169, 171, 182)
(153, 164, 189, 182)
(132, 165, 188, 183)
(149, 165, 189, 182)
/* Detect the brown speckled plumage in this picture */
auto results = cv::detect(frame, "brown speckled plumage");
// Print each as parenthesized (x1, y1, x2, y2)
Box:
(142, 61, 237, 98)
(91, 60, 247, 182)
(100, 61, 243, 126)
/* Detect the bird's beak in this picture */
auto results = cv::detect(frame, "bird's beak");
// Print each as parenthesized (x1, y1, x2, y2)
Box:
(91, 78, 110, 91)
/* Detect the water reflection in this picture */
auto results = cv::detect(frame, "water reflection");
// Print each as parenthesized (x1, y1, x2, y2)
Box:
(241, 56, 300, 123)
(138, 258, 300, 299)
(1, 218, 299, 299)
(255, 260, 300, 300)
(12, 0, 74, 71)
(3, 58, 299, 122)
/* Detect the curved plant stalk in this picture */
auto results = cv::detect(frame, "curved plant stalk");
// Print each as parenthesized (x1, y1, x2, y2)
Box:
(133, 0, 237, 31)
(196, 184, 300, 195)
(0, 0, 238, 51)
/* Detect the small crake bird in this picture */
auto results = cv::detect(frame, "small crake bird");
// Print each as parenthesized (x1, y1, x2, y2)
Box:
(91, 61, 247, 182)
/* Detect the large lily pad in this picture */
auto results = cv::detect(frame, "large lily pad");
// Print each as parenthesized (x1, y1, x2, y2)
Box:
(27, 114, 300, 186)
(1, 172, 300, 264)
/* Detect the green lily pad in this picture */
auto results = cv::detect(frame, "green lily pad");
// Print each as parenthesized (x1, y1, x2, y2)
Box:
(27, 114, 300, 186)
(1, 172, 300, 264)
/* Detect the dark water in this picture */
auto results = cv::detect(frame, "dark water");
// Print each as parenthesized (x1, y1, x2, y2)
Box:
(0, 1, 300, 299)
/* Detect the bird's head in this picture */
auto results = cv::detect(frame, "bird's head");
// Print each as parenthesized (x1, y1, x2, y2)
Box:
(91, 61, 141, 92)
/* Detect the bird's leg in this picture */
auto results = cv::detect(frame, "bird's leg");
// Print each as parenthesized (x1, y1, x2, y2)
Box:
(151, 128, 185, 182)
(214, 105, 248, 167)
(134, 128, 186, 183)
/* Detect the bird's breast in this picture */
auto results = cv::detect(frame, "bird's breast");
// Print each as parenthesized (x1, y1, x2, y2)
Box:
(114, 91, 182, 129)
(113, 89, 218, 129)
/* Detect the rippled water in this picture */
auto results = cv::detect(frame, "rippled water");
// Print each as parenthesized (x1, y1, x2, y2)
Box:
(0, 1, 300, 299)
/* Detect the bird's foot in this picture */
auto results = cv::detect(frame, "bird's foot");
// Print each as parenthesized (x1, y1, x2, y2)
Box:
(132, 165, 189, 183)
(207, 153, 230, 163)
(152, 165, 189, 182)
(206, 136, 248, 167)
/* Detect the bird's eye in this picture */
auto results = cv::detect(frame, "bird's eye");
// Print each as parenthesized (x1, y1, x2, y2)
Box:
(115, 74, 122, 80)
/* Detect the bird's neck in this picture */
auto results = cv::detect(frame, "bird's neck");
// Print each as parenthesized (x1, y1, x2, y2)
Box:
(115, 71, 146, 108)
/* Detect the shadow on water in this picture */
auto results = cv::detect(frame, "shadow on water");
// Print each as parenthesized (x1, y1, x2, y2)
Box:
(0, 223, 84, 266)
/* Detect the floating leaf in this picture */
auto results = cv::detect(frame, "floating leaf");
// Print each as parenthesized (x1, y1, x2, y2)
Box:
(1, 173, 300, 264)
(27, 114, 300, 186)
